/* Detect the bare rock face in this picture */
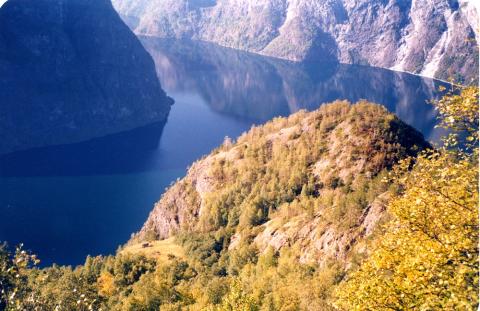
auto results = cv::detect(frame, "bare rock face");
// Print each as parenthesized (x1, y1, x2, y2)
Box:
(137, 101, 429, 265)
(0, 0, 173, 154)
(253, 193, 388, 266)
(112, 0, 478, 83)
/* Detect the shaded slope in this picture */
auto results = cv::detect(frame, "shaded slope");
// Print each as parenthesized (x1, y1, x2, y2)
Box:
(0, 0, 172, 154)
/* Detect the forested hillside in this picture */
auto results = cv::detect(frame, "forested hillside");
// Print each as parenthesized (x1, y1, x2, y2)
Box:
(0, 88, 478, 310)
(137, 101, 428, 264)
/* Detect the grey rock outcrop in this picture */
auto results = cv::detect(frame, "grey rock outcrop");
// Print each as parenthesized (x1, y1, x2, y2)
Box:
(113, 0, 478, 83)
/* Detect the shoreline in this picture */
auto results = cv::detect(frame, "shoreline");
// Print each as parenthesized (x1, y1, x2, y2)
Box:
(138, 34, 464, 86)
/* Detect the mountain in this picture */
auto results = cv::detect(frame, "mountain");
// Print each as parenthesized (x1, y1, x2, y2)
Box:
(134, 101, 429, 267)
(112, 0, 479, 83)
(0, 0, 173, 155)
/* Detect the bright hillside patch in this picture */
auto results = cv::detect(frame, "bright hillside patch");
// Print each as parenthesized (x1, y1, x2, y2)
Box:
(120, 237, 185, 262)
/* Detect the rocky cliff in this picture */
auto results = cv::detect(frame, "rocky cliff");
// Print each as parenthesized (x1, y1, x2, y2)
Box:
(136, 101, 430, 265)
(113, 0, 479, 83)
(0, 0, 173, 154)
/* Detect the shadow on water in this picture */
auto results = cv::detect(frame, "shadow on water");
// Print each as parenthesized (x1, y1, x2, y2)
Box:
(0, 122, 167, 177)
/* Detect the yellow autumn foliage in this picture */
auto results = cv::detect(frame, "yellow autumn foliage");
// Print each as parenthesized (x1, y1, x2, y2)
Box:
(97, 271, 116, 297)
(334, 86, 479, 310)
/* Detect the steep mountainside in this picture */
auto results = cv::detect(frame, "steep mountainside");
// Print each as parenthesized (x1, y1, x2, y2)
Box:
(135, 101, 430, 266)
(113, 0, 479, 83)
(0, 0, 172, 154)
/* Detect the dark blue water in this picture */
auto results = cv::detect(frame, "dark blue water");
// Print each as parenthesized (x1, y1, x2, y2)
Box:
(0, 38, 447, 266)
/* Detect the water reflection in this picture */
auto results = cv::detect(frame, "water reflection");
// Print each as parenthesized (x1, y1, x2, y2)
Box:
(143, 38, 446, 141)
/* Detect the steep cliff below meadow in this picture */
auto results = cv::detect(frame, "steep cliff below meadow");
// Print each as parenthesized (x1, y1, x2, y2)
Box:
(113, 0, 479, 83)
(136, 101, 430, 266)
(0, 0, 172, 154)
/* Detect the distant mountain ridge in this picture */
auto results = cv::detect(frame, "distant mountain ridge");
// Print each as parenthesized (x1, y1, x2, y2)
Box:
(112, 0, 479, 83)
(0, 0, 172, 154)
